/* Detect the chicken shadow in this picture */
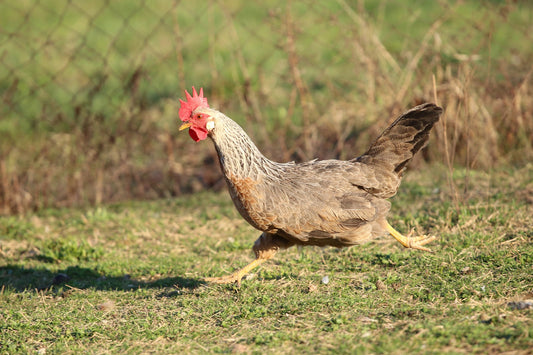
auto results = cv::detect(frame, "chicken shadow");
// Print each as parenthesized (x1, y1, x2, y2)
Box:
(0, 264, 205, 296)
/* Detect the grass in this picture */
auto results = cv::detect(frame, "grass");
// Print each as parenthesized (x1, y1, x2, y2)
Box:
(1, 166, 532, 354)
(1, 2, 533, 350)
(1, 1, 533, 213)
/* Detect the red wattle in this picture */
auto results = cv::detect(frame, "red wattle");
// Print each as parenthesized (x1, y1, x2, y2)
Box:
(189, 127, 208, 142)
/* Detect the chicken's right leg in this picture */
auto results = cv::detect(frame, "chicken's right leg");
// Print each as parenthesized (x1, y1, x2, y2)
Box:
(204, 232, 294, 285)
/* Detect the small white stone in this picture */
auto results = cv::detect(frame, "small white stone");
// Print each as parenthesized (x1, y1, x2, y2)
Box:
(322, 275, 329, 284)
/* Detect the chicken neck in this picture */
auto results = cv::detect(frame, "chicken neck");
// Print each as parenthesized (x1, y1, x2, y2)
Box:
(210, 113, 283, 182)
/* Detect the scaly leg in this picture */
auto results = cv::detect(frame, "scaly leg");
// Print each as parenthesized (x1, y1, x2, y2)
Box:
(204, 232, 294, 285)
(384, 220, 436, 252)
(204, 256, 270, 285)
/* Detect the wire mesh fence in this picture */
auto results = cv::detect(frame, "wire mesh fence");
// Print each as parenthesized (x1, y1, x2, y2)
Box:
(1, 1, 532, 214)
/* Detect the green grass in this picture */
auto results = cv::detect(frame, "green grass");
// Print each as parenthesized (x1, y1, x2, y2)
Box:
(1, 166, 532, 354)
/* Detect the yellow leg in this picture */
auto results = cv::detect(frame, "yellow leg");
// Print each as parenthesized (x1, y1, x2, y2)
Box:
(385, 221, 436, 252)
(205, 232, 294, 285)
(204, 257, 268, 285)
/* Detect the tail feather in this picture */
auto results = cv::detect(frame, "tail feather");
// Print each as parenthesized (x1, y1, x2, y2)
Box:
(356, 103, 443, 176)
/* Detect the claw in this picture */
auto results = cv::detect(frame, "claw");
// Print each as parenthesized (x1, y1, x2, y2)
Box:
(204, 274, 243, 285)
(385, 221, 437, 252)
(404, 234, 436, 252)
(204, 257, 267, 285)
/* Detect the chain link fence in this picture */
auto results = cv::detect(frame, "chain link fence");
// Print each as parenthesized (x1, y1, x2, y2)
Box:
(1, 1, 532, 214)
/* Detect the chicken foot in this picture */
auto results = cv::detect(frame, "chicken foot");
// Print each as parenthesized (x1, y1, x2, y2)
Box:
(204, 232, 294, 285)
(384, 221, 436, 252)
(204, 257, 270, 285)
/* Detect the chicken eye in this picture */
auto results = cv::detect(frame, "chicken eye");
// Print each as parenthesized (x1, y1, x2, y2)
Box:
(196, 114, 202, 119)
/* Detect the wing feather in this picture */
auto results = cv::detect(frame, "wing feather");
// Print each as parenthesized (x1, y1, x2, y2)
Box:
(256, 160, 389, 246)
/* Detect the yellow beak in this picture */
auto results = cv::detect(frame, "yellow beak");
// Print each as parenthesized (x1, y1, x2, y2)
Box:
(179, 122, 192, 131)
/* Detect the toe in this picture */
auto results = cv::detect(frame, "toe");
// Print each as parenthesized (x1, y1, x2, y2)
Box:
(204, 275, 241, 285)
(408, 235, 437, 252)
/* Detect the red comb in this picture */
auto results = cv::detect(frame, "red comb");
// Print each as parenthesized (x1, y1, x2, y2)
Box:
(179, 86, 209, 122)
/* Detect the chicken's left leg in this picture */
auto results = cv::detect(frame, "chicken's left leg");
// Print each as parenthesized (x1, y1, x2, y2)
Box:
(204, 232, 294, 285)
(384, 220, 436, 252)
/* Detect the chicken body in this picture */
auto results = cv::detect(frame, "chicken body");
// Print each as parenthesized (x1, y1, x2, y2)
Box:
(179, 91, 442, 284)
(213, 114, 393, 247)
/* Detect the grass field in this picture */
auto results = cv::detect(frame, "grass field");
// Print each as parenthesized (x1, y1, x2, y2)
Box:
(1, 166, 532, 353)
(1, 1, 532, 353)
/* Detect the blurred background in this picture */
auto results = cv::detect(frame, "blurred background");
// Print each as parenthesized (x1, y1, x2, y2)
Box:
(1, 0, 532, 214)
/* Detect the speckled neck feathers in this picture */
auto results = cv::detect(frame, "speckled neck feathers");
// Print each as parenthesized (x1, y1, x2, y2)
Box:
(209, 112, 283, 182)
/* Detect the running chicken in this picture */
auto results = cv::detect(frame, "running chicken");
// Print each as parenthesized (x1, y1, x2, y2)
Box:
(179, 87, 443, 284)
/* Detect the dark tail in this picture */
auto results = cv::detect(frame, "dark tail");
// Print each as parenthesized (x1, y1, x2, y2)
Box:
(356, 103, 443, 176)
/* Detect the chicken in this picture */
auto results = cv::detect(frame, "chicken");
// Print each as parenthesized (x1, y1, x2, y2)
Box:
(178, 87, 443, 284)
